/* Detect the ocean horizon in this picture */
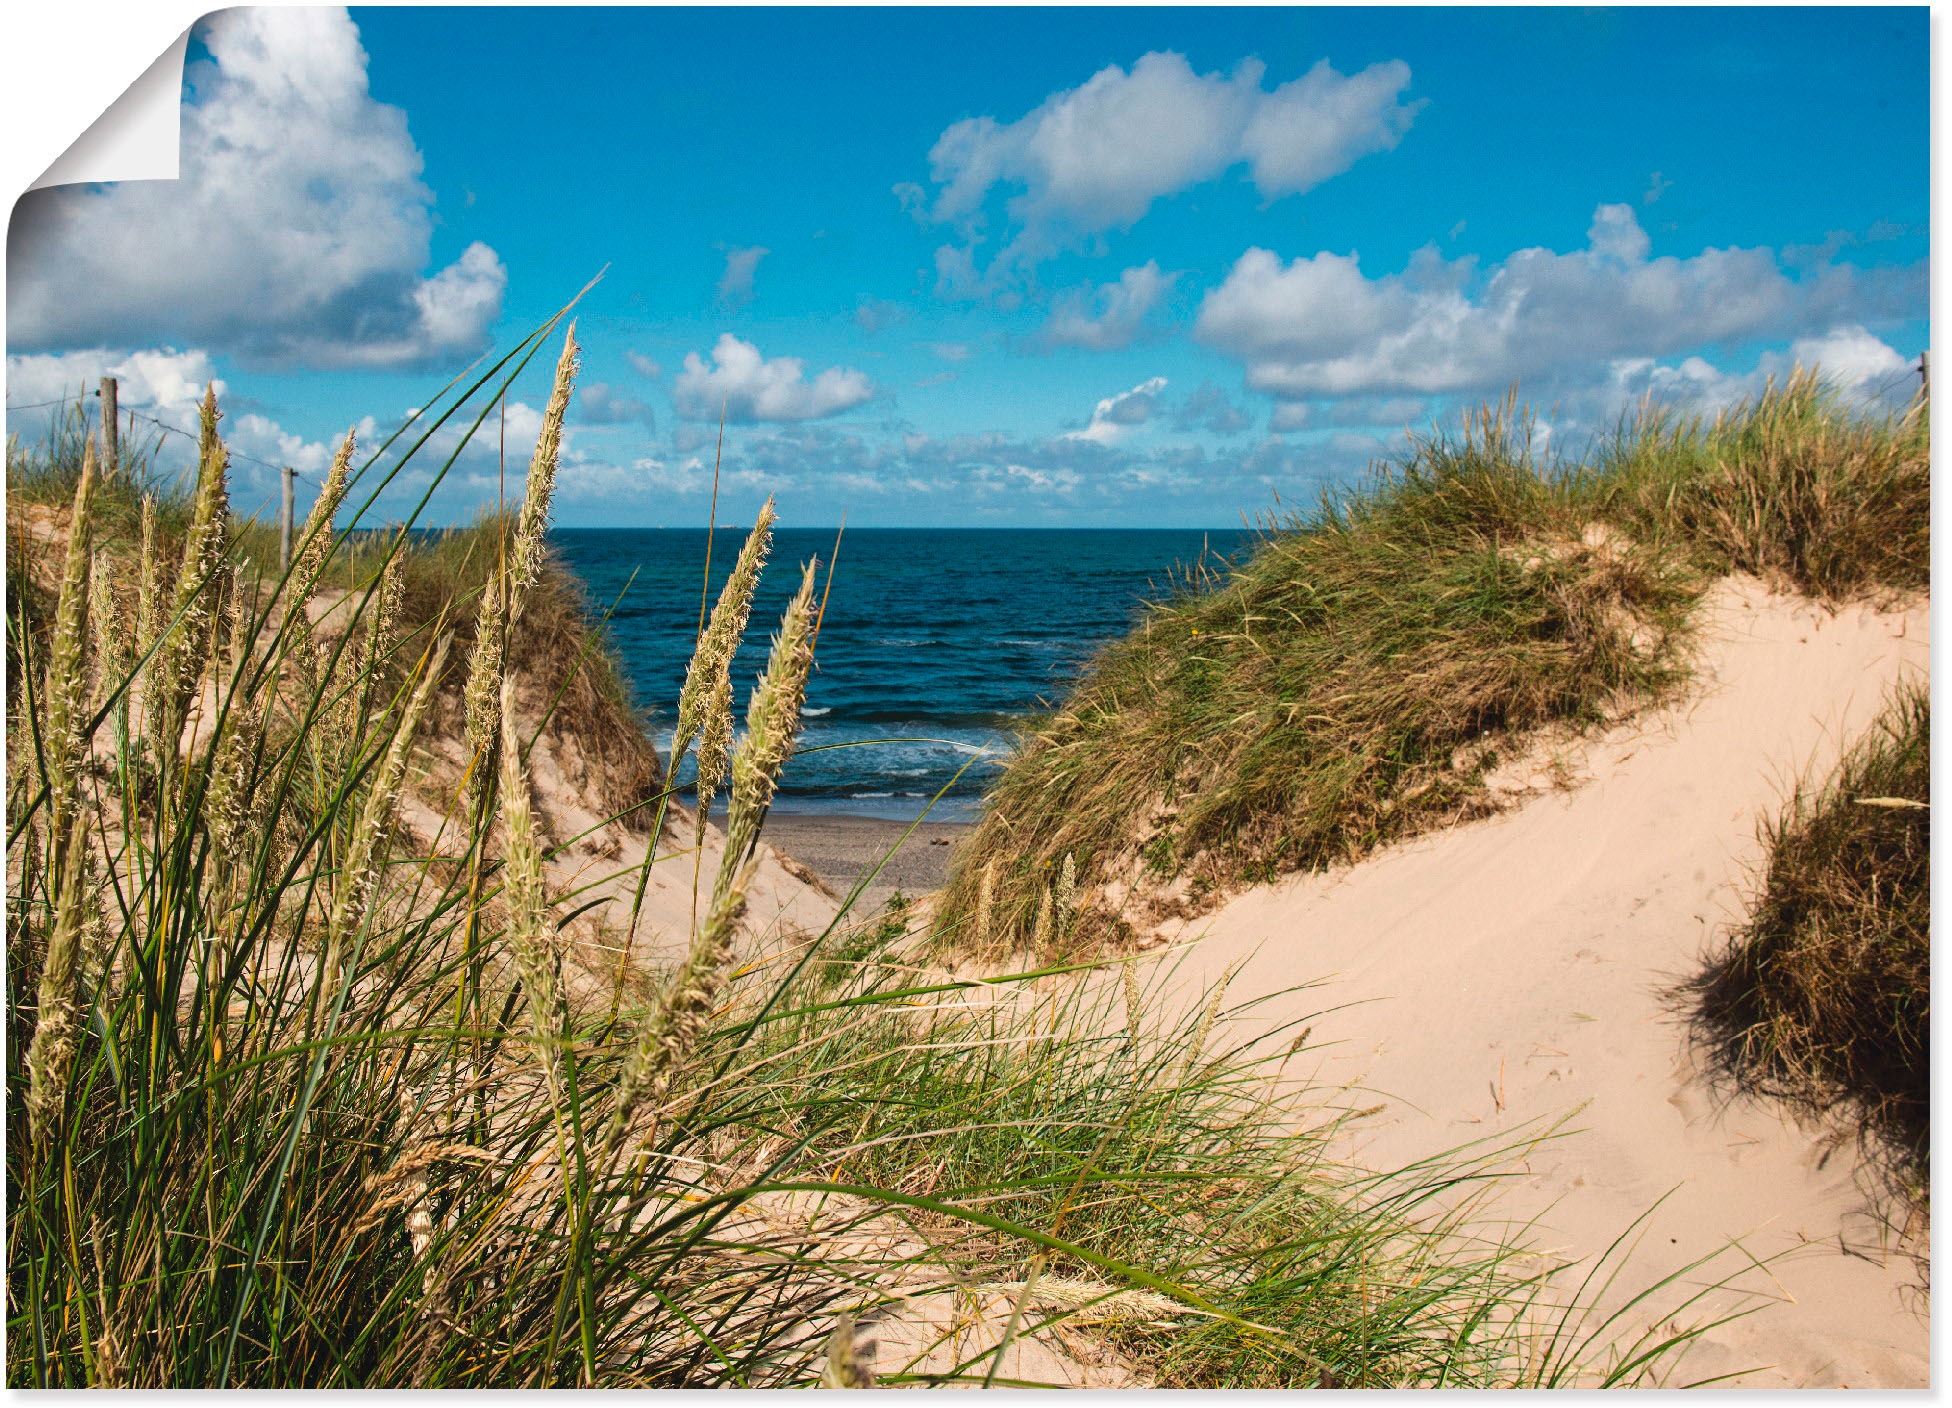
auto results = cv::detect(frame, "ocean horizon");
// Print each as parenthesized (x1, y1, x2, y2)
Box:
(553, 527, 1257, 821)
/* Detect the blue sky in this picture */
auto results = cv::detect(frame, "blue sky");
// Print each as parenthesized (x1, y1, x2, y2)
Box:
(5, 5, 1929, 527)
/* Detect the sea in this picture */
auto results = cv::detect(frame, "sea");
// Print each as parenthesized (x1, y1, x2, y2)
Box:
(552, 529, 1256, 821)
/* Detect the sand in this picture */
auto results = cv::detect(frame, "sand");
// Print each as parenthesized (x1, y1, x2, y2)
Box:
(1130, 576, 1929, 1387)
(757, 813, 973, 918)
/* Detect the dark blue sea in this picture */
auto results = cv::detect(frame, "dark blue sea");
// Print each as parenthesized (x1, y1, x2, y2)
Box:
(552, 529, 1255, 821)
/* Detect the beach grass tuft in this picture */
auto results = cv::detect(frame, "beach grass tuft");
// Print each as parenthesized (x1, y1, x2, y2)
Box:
(1691, 680, 1930, 1197)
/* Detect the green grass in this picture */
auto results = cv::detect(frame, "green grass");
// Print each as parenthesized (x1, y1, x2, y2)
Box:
(6, 326, 1730, 1387)
(942, 376, 1928, 958)
(1691, 681, 1929, 1198)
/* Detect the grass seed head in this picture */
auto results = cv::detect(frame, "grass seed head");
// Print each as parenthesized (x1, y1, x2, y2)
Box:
(282, 430, 352, 636)
(43, 443, 97, 840)
(720, 555, 817, 899)
(26, 806, 93, 1157)
(510, 325, 580, 609)
(496, 673, 568, 1099)
(672, 497, 776, 777)
(601, 869, 752, 1160)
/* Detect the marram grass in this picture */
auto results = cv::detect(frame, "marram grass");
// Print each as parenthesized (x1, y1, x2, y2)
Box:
(1692, 679, 1930, 1197)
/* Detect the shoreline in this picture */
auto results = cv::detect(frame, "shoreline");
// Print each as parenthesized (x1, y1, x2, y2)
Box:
(756, 812, 975, 915)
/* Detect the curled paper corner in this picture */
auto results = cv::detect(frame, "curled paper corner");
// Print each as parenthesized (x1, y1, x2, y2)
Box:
(30, 26, 191, 191)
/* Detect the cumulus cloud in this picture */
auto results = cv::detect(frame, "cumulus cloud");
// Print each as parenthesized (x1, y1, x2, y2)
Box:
(1195, 202, 1924, 399)
(1066, 375, 1167, 444)
(716, 246, 769, 307)
(1608, 325, 1917, 416)
(578, 382, 656, 428)
(906, 51, 1418, 290)
(1173, 381, 1251, 435)
(7, 7, 505, 367)
(1041, 261, 1174, 350)
(672, 334, 875, 423)
(6, 346, 221, 418)
(625, 350, 663, 380)
(520, 408, 1389, 523)
(1788, 325, 1914, 392)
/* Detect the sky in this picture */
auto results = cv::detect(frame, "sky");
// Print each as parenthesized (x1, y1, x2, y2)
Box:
(4, 5, 1931, 529)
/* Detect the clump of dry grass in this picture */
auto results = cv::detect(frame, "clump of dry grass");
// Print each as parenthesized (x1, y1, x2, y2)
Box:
(1692, 680, 1929, 1191)
(1593, 369, 1929, 601)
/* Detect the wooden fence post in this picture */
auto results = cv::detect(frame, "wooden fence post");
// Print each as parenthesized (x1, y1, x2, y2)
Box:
(99, 376, 118, 480)
(281, 466, 296, 572)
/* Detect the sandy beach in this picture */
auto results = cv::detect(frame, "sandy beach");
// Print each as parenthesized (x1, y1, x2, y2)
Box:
(758, 813, 975, 918)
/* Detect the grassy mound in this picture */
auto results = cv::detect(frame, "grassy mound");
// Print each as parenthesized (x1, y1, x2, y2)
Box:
(1693, 682, 1929, 1190)
(941, 376, 1927, 958)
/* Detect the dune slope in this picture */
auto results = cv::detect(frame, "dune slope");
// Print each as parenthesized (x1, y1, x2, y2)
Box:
(1140, 576, 1928, 1388)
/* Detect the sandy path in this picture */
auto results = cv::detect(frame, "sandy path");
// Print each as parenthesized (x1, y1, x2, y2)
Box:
(1141, 577, 1928, 1388)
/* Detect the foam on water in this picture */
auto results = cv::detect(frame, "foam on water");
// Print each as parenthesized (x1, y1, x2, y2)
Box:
(555, 528, 1252, 821)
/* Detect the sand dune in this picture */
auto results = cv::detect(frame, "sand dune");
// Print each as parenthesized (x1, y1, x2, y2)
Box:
(1136, 576, 1929, 1387)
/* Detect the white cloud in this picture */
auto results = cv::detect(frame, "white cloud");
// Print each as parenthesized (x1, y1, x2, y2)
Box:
(231, 412, 335, 476)
(5, 346, 220, 418)
(909, 51, 1418, 290)
(1174, 381, 1251, 435)
(7, 7, 505, 367)
(1195, 202, 1922, 399)
(1042, 261, 1174, 350)
(1608, 326, 1916, 416)
(625, 350, 663, 380)
(1239, 59, 1421, 199)
(578, 382, 656, 428)
(1066, 375, 1167, 444)
(716, 246, 769, 307)
(1788, 325, 1912, 393)
(672, 334, 875, 423)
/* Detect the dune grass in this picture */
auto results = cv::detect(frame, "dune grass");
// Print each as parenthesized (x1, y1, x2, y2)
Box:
(1692, 681, 1929, 1197)
(942, 375, 1928, 959)
(4, 316, 1727, 1387)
